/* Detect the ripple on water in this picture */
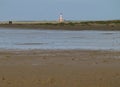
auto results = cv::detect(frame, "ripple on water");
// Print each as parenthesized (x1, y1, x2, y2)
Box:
(15, 43, 48, 45)
(0, 28, 120, 50)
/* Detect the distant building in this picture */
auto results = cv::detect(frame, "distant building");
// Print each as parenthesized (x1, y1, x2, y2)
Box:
(9, 21, 12, 24)
(58, 13, 64, 23)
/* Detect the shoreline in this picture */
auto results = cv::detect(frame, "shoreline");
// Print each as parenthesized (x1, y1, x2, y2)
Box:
(0, 22, 120, 30)
(0, 48, 120, 52)
(0, 49, 120, 87)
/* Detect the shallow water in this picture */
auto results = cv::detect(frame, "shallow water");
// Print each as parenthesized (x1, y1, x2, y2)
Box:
(0, 28, 120, 50)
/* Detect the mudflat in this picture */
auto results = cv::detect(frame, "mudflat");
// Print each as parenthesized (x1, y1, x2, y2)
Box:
(0, 49, 120, 87)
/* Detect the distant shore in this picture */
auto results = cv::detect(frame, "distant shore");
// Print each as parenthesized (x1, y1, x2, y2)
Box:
(0, 20, 120, 30)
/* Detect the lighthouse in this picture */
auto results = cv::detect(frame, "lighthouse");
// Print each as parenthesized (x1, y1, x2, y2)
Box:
(59, 13, 64, 23)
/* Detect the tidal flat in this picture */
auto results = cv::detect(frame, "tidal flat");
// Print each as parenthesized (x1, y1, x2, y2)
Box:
(0, 24, 120, 87)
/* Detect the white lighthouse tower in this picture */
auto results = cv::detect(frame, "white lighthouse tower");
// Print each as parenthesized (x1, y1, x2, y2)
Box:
(59, 13, 64, 23)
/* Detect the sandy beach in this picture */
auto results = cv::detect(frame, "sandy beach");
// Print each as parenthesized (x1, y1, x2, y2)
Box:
(0, 49, 120, 87)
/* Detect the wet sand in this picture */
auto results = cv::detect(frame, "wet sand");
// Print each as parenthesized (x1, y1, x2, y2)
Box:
(0, 49, 120, 87)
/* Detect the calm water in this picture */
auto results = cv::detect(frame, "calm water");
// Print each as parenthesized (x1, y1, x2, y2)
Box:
(0, 28, 120, 50)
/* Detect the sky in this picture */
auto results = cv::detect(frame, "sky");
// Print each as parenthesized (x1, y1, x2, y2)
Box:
(0, 0, 120, 21)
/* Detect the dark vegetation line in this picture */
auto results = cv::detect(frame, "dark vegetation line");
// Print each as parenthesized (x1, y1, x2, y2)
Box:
(0, 20, 120, 30)
(28, 20, 118, 24)
(0, 20, 120, 25)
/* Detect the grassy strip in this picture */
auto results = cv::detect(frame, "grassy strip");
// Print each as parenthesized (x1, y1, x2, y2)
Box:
(0, 20, 120, 30)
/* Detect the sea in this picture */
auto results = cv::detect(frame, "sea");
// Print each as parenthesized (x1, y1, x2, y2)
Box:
(0, 27, 120, 51)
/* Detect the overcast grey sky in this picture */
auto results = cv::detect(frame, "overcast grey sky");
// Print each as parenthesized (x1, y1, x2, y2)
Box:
(0, 0, 120, 21)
